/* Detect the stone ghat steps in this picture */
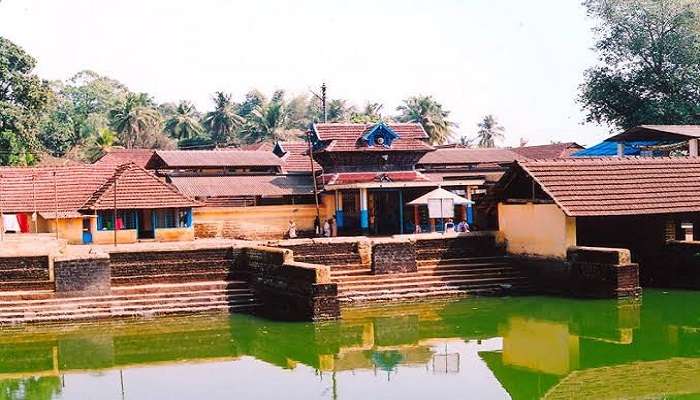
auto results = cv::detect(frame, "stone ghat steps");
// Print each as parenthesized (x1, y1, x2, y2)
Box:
(334, 266, 519, 285)
(337, 275, 529, 295)
(111, 271, 237, 286)
(292, 254, 363, 266)
(416, 256, 509, 267)
(0, 280, 260, 324)
(110, 259, 233, 276)
(0, 281, 54, 292)
(339, 285, 529, 304)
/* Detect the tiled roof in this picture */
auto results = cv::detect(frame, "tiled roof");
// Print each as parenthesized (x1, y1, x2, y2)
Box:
(510, 143, 584, 159)
(168, 175, 315, 197)
(424, 171, 505, 183)
(418, 148, 522, 165)
(94, 148, 156, 168)
(82, 164, 199, 211)
(239, 142, 274, 151)
(0, 165, 114, 215)
(321, 171, 430, 186)
(516, 157, 700, 216)
(146, 150, 283, 169)
(610, 125, 700, 141)
(0, 164, 198, 215)
(276, 141, 322, 173)
(313, 123, 433, 152)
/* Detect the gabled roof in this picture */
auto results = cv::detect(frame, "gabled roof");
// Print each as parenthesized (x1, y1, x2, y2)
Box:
(321, 171, 431, 186)
(274, 141, 321, 173)
(168, 175, 315, 197)
(94, 148, 156, 168)
(510, 143, 584, 159)
(418, 148, 522, 165)
(500, 157, 700, 217)
(312, 123, 434, 152)
(145, 150, 283, 169)
(82, 163, 199, 211)
(239, 142, 275, 151)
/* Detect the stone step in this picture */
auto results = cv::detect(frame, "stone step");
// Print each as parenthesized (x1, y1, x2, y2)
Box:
(113, 280, 249, 295)
(330, 268, 372, 277)
(0, 289, 55, 302)
(0, 302, 260, 324)
(0, 281, 54, 292)
(0, 295, 259, 319)
(337, 276, 530, 295)
(333, 267, 521, 284)
(111, 260, 233, 276)
(0, 287, 255, 308)
(416, 256, 510, 267)
(339, 284, 532, 303)
(111, 271, 234, 286)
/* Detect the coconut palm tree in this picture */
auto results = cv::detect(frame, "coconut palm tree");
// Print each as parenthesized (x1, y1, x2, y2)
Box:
(83, 127, 117, 161)
(241, 100, 289, 144)
(202, 92, 243, 146)
(396, 95, 456, 145)
(164, 101, 203, 140)
(108, 93, 161, 148)
(476, 115, 505, 148)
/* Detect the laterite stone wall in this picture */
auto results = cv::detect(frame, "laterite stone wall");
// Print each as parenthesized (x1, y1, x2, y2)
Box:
(54, 254, 111, 296)
(371, 241, 417, 274)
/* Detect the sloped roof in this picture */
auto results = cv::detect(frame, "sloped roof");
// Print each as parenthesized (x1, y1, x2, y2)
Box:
(418, 148, 522, 165)
(168, 175, 315, 197)
(313, 123, 434, 152)
(511, 157, 700, 216)
(275, 141, 322, 173)
(609, 125, 700, 141)
(573, 140, 663, 157)
(407, 188, 473, 205)
(321, 171, 430, 186)
(239, 142, 274, 151)
(94, 148, 156, 168)
(0, 165, 115, 215)
(146, 150, 283, 169)
(82, 164, 199, 211)
(510, 143, 584, 159)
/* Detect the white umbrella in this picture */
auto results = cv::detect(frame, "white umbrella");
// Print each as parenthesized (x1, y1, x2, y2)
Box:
(407, 188, 474, 206)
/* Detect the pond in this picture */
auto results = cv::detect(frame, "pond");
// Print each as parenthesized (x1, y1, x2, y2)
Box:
(0, 289, 699, 400)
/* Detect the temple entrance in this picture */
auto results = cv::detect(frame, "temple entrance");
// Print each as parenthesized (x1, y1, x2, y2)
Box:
(370, 190, 402, 235)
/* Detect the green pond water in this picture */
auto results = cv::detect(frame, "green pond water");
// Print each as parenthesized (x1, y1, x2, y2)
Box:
(0, 289, 699, 400)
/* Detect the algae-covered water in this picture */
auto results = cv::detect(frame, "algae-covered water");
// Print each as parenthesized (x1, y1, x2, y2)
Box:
(0, 289, 699, 400)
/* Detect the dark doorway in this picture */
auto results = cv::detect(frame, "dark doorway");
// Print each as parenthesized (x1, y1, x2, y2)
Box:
(371, 191, 401, 235)
(138, 210, 155, 239)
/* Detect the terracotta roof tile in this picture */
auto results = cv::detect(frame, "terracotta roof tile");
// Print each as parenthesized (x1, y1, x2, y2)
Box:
(94, 148, 155, 168)
(146, 150, 282, 169)
(515, 157, 700, 216)
(321, 171, 430, 186)
(418, 148, 522, 165)
(276, 141, 322, 173)
(510, 143, 584, 159)
(82, 164, 199, 211)
(313, 123, 433, 152)
(168, 175, 315, 197)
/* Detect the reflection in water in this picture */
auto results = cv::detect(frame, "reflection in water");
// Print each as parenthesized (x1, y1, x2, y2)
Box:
(0, 290, 698, 399)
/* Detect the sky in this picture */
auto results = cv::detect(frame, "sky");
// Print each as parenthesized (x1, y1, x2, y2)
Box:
(0, 0, 612, 147)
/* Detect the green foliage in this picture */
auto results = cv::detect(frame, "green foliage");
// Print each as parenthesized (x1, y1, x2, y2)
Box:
(241, 98, 289, 143)
(177, 135, 215, 150)
(396, 95, 456, 145)
(108, 93, 169, 148)
(164, 100, 203, 140)
(82, 127, 118, 161)
(38, 103, 75, 156)
(476, 114, 505, 148)
(350, 102, 384, 123)
(0, 36, 51, 165)
(580, 0, 700, 129)
(202, 92, 243, 146)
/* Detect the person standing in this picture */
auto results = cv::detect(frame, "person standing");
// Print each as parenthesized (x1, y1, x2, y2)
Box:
(331, 216, 338, 237)
(323, 219, 331, 237)
(287, 219, 297, 239)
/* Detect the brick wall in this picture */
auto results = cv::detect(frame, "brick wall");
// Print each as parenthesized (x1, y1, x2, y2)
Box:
(54, 255, 111, 296)
(371, 240, 417, 274)
(0, 255, 53, 291)
(415, 234, 504, 260)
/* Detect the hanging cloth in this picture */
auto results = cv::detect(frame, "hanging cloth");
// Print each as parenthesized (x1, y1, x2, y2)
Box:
(16, 214, 30, 233)
(2, 214, 21, 233)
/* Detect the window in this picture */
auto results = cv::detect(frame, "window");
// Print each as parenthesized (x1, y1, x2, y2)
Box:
(155, 208, 192, 229)
(97, 210, 137, 231)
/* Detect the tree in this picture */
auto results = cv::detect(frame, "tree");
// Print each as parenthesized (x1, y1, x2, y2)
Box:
(580, 0, 700, 129)
(476, 115, 505, 148)
(351, 102, 384, 123)
(396, 95, 456, 145)
(164, 100, 203, 140)
(202, 91, 243, 146)
(82, 127, 118, 161)
(108, 93, 164, 148)
(0, 36, 51, 165)
(38, 102, 75, 156)
(241, 99, 289, 143)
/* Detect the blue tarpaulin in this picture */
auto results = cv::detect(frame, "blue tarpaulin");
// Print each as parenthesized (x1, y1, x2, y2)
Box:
(572, 140, 667, 157)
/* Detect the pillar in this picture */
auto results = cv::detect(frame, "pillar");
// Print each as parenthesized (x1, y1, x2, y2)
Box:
(413, 205, 420, 232)
(690, 139, 699, 157)
(466, 186, 474, 225)
(398, 191, 404, 234)
(429, 218, 436, 233)
(359, 188, 369, 232)
(617, 142, 625, 157)
(335, 191, 344, 228)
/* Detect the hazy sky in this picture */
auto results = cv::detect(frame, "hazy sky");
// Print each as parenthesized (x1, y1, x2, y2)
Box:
(0, 0, 611, 146)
